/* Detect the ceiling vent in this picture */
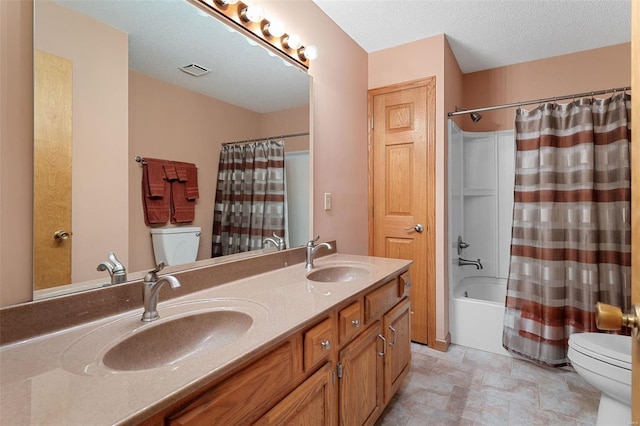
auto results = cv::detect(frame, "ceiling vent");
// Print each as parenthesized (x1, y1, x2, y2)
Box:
(180, 63, 210, 77)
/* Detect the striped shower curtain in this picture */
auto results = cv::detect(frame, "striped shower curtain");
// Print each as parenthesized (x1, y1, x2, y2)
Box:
(211, 140, 287, 257)
(503, 93, 631, 366)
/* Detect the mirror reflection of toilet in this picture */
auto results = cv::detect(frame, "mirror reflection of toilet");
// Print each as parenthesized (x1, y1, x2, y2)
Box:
(567, 333, 631, 426)
(151, 227, 201, 266)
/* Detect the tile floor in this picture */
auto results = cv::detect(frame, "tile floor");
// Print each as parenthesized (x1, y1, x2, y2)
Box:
(376, 343, 600, 426)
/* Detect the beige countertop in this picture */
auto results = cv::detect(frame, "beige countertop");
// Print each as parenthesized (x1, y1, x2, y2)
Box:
(0, 254, 411, 425)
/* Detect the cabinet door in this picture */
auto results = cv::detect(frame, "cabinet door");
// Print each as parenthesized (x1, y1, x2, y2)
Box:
(339, 322, 384, 426)
(383, 298, 411, 404)
(167, 342, 295, 425)
(256, 362, 335, 426)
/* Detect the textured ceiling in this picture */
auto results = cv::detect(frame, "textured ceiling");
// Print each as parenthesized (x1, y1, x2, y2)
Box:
(311, 0, 631, 73)
(52, 1, 309, 114)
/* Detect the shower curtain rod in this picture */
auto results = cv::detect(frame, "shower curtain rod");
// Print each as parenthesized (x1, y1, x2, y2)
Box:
(447, 85, 631, 117)
(222, 132, 309, 146)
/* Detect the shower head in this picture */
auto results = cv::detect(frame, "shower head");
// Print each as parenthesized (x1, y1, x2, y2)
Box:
(455, 106, 483, 123)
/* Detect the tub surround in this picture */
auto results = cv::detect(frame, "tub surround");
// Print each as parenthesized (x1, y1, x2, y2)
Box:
(0, 249, 411, 425)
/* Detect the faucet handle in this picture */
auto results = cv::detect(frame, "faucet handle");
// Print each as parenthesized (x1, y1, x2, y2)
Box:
(144, 262, 165, 282)
(107, 252, 125, 272)
(308, 235, 320, 246)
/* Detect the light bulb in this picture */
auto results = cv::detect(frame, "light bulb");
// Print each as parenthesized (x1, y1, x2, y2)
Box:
(243, 4, 264, 23)
(214, 0, 239, 6)
(282, 34, 302, 50)
(299, 44, 319, 61)
(263, 20, 285, 38)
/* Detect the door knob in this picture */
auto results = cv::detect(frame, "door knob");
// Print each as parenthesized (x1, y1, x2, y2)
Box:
(405, 224, 424, 233)
(596, 302, 640, 339)
(53, 230, 70, 241)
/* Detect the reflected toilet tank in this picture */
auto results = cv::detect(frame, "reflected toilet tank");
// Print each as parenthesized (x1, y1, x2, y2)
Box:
(150, 227, 201, 266)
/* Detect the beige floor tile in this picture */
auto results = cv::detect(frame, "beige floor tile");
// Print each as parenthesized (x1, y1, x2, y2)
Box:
(444, 385, 510, 425)
(481, 371, 540, 406)
(538, 385, 599, 424)
(380, 344, 602, 426)
(508, 401, 579, 426)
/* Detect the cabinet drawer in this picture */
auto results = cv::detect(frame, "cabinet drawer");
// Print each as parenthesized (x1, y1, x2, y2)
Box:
(339, 301, 362, 343)
(365, 279, 400, 323)
(167, 341, 295, 425)
(304, 318, 333, 371)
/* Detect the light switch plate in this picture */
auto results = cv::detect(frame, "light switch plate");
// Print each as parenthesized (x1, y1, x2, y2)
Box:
(324, 192, 332, 210)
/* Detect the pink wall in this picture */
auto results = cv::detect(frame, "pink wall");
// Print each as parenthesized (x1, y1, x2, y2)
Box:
(259, 106, 310, 153)
(0, 0, 33, 306)
(36, 1, 129, 283)
(462, 43, 631, 132)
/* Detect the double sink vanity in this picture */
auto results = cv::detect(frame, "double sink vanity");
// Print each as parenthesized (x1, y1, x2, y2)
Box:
(0, 246, 412, 425)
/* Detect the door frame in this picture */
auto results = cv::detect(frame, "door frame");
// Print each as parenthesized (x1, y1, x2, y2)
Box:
(631, 0, 638, 422)
(367, 78, 438, 349)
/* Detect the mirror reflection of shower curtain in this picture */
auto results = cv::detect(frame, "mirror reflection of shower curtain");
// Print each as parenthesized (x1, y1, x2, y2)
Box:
(211, 139, 287, 257)
(503, 93, 631, 366)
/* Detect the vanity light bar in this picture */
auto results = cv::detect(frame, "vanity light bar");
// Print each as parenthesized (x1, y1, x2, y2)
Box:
(193, 0, 316, 69)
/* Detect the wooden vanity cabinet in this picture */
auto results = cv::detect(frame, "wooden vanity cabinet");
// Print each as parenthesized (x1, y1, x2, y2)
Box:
(163, 272, 411, 426)
(256, 362, 336, 425)
(337, 277, 412, 425)
(383, 297, 411, 404)
(166, 340, 299, 426)
(338, 321, 385, 426)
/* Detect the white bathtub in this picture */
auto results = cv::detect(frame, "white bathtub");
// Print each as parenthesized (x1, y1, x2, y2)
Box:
(450, 276, 511, 356)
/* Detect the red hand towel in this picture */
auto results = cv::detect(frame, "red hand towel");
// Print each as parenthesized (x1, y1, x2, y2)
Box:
(163, 164, 179, 181)
(142, 162, 170, 225)
(144, 158, 167, 198)
(170, 179, 195, 223)
(184, 163, 199, 200)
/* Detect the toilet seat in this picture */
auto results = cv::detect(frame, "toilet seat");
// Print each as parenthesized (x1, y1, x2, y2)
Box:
(568, 333, 631, 370)
(567, 332, 632, 425)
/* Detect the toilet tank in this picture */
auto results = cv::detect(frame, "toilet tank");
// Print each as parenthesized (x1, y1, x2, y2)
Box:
(150, 226, 201, 266)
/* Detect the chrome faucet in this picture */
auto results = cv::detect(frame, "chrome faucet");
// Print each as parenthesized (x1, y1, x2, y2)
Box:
(141, 262, 181, 322)
(458, 257, 484, 270)
(305, 236, 333, 271)
(263, 233, 286, 251)
(97, 252, 127, 285)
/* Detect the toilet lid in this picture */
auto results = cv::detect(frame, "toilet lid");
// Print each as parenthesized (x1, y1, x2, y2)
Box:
(569, 333, 631, 369)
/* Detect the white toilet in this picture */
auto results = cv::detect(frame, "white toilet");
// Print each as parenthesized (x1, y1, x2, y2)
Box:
(567, 333, 632, 426)
(150, 226, 201, 266)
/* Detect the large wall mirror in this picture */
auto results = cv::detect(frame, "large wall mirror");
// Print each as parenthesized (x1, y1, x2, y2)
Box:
(33, 0, 311, 299)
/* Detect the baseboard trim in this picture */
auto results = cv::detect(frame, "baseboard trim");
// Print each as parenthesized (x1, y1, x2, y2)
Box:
(432, 332, 451, 352)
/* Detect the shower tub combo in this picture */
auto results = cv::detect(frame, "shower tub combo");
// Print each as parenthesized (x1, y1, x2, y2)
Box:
(450, 276, 510, 356)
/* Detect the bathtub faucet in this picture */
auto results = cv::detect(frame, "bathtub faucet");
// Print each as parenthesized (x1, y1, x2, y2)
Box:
(458, 257, 483, 269)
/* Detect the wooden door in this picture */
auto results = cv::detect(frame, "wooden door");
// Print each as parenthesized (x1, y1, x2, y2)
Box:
(338, 322, 384, 426)
(383, 297, 411, 405)
(256, 362, 335, 426)
(631, 0, 639, 422)
(369, 78, 436, 346)
(33, 50, 73, 290)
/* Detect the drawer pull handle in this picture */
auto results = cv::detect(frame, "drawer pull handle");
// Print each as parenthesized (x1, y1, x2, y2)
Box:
(377, 334, 386, 356)
(389, 326, 397, 346)
(351, 319, 361, 328)
(321, 340, 331, 350)
(405, 280, 412, 288)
